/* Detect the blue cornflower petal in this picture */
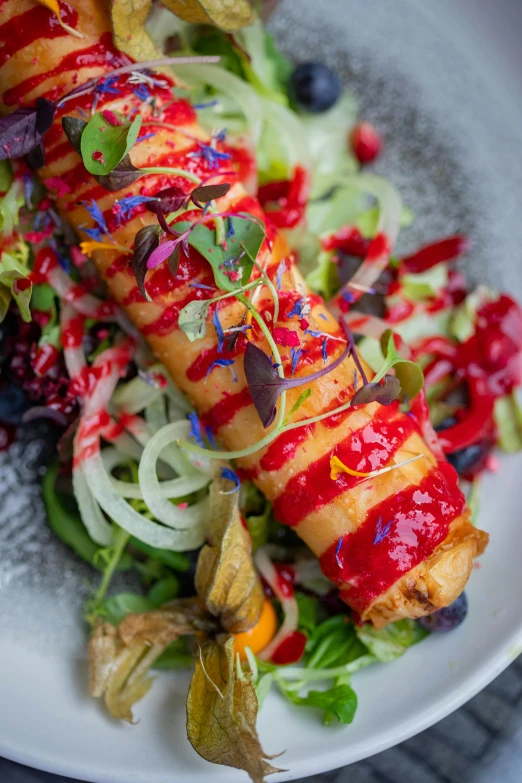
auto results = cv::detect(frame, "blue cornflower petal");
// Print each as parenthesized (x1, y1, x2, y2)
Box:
(322, 337, 328, 364)
(335, 537, 344, 568)
(81, 199, 110, 238)
(188, 412, 205, 448)
(206, 358, 235, 376)
(116, 195, 156, 221)
(286, 298, 304, 319)
(213, 307, 225, 353)
(205, 426, 217, 449)
(374, 517, 394, 545)
(136, 132, 156, 143)
(132, 84, 151, 102)
(290, 347, 302, 377)
(96, 76, 121, 96)
(220, 466, 240, 494)
(79, 226, 103, 241)
(275, 259, 286, 290)
(193, 100, 219, 110)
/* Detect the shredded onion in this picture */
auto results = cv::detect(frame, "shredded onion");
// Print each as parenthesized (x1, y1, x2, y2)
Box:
(138, 422, 210, 529)
(73, 463, 114, 546)
(173, 64, 264, 145)
(101, 446, 209, 504)
(82, 449, 205, 550)
(112, 375, 164, 415)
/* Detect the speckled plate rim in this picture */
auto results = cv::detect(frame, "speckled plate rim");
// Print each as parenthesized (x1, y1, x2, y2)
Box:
(2, 0, 522, 780)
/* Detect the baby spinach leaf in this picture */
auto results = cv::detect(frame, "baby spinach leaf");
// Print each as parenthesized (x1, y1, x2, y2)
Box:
(284, 683, 358, 725)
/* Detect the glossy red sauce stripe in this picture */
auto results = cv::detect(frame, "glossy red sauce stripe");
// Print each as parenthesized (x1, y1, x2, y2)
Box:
(200, 387, 253, 430)
(4, 33, 129, 106)
(320, 462, 464, 613)
(260, 424, 314, 472)
(272, 404, 416, 527)
(0, 2, 79, 68)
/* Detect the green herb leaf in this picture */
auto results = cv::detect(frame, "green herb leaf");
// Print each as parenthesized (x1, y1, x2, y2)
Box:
(81, 113, 142, 176)
(0, 160, 13, 192)
(42, 464, 133, 571)
(0, 243, 32, 321)
(63, 116, 143, 192)
(284, 682, 358, 725)
(306, 615, 359, 670)
(356, 618, 428, 662)
(375, 329, 424, 400)
(494, 392, 522, 453)
(173, 214, 265, 292)
(0, 178, 25, 237)
(283, 387, 312, 425)
(178, 298, 212, 342)
(147, 574, 180, 606)
(295, 592, 318, 635)
(98, 592, 155, 626)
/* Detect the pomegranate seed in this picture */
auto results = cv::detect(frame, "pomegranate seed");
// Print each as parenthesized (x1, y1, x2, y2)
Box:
(12, 277, 32, 295)
(350, 122, 382, 164)
(32, 343, 60, 377)
(0, 422, 16, 451)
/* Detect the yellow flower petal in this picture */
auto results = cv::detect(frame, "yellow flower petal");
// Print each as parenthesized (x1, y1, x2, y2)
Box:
(330, 453, 424, 482)
(35, 0, 84, 38)
(80, 241, 126, 258)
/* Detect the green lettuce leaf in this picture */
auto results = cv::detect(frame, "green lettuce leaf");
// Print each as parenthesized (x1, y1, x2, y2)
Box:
(494, 391, 522, 452)
(357, 619, 428, 662)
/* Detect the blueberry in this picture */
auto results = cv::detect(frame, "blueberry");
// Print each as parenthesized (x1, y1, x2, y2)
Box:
(419, 592, 468, 632)
(434, 416, 458, 432)
(289, 62, 341, 113)
(0, 382, 27, 424)
(446, 443, 487, 475)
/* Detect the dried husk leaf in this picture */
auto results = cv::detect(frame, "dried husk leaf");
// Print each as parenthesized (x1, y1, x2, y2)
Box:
(195, 465, 264, 633)
(162, 0, 254, 31)
(89, 601, 209, 722)
(186, 638, 282, 783)
(110, 0, 163, 61)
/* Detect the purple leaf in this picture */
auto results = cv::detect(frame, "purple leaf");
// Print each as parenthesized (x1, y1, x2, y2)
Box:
(146, 186, 189, 214)
(191, 182, 230, 206)
(350, 374, 401, 406)
(131, 225, 162, 299)
(167, 245, 181, 278)
(25, 143, 45, 169)
(244, 330, 354, 429)
(0, 98, 56, 161)
(147, 239, 180, 270)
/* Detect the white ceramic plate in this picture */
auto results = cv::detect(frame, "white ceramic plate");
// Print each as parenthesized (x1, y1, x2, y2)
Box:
(1, 0, 522, 781)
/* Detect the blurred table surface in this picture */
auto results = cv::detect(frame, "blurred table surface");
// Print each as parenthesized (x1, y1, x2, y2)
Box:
(2, 653, 522, 783)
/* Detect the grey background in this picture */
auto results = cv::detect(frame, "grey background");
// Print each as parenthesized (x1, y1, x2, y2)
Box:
(1, 0, 522, 780)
